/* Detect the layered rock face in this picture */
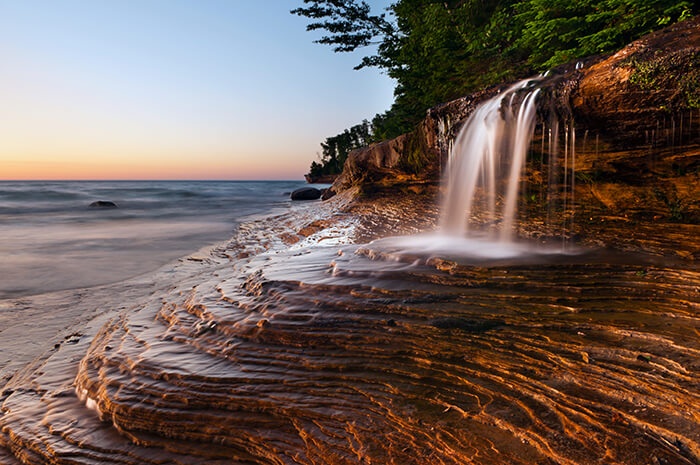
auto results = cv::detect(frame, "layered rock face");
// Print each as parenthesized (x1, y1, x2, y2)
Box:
(327, 17, 700, 259)
(304, 174, 337, 184)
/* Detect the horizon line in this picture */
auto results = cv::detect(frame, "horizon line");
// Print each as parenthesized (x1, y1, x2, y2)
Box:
(0, 178, 307, 182)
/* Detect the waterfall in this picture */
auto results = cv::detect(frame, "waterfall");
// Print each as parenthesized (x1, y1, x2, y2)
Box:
(367, 76, 581, 261)
(440, 78, 541, 242)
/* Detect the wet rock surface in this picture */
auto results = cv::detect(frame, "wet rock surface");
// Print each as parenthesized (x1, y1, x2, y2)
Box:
(0, 197, 697, 465)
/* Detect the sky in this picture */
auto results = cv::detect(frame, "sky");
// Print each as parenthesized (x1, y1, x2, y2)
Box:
(0, 0, 395, 180)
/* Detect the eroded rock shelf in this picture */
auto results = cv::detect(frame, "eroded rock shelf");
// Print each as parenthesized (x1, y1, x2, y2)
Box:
(0, 202, 698, 464)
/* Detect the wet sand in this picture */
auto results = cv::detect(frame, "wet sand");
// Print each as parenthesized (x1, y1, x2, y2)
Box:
(0, 195, 698, 464)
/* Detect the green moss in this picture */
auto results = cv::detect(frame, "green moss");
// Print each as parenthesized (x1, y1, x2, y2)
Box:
(399, 132, 427, 175)
(625, 49, 700, 109)
(575, 170, 605, 184)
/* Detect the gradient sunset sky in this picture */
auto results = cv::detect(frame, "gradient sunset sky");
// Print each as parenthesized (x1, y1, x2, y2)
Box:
(0, 0, 394, 180)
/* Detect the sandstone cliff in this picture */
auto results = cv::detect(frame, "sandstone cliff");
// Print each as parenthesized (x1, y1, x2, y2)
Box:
(324, 18, 700, 259)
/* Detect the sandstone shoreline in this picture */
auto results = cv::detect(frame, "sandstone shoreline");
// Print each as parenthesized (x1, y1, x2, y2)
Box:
(0, 188, 697, 464)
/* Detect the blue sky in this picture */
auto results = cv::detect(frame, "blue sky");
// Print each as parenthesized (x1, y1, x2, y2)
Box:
(0, 0, 395, 179)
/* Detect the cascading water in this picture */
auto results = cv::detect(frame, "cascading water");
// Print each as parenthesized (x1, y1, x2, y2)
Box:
(440, 78, 541, 242)
(366, 76, 581, 262)
(365, 77, 572, 262)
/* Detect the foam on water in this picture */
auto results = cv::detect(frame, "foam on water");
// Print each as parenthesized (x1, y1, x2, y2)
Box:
(362, 233, 580, 266)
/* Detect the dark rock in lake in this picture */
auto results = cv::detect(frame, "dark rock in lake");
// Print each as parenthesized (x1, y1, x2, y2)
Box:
(89, 200, 118, 209)
(290, 187, 321, 201)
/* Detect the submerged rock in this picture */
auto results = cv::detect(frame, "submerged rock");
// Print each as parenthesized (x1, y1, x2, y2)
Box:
(89, 200, 118, 209)
(290, 187, 321, 201)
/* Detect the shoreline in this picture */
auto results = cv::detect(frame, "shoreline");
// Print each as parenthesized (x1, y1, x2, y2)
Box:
(1, 187, 698, 464)
(0, 197, 355, 390)
(7, 182, 694, 390)
(0, 180, 314, 300)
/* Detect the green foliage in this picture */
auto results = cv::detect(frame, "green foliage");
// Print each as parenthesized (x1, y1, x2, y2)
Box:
(514, 0, 694, 69)
(293, 0, 696, 176)
(308, 120, 372, 177)
(290, 1, 395, 57)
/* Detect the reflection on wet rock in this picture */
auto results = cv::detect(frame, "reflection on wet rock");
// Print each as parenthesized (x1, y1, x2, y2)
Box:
(1, 233, 697, 464)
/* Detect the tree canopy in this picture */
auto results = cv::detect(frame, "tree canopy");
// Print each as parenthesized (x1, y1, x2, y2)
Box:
(294, 0, 695, 177)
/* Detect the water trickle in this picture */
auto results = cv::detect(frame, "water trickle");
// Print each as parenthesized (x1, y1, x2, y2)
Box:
(672, 117, 676, 153)
(567, 124, 577, 249)
(440, 78, 541, 241)
(563, 123, 570, 242)
(548, 121, 560, 237)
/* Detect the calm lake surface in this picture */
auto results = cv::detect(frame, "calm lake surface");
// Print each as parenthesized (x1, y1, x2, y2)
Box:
(0, 180, 312, 298)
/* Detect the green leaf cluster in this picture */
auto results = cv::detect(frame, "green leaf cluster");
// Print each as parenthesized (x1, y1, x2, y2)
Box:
(515, 0, 694, 69)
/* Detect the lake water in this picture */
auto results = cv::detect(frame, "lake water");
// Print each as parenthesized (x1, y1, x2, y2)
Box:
(0, 180, 313, 298)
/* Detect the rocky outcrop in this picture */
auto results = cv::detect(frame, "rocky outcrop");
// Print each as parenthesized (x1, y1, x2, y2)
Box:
(328, 86, 503, 195)
(324, 17, 700, 259)
(304, 173, 338, 184)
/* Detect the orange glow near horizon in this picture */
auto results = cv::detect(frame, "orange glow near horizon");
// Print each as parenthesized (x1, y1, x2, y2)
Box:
(0, 141, 309, 180)
(0, 132, 310, 180)
(0, 1, 396, 182)
(0, 154, 305, 180)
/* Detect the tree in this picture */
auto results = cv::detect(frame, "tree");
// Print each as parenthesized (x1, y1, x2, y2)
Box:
(293, 0, 526, 140)
(293, 0, 696, 176)
(308, 120, 373, 177)
(513, 0, 694, 69)
(290, 0, 396, 67)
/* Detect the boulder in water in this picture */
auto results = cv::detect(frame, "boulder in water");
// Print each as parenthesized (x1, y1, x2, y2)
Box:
(89, 200, 118, 209)
(290, 187, 321, 201)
